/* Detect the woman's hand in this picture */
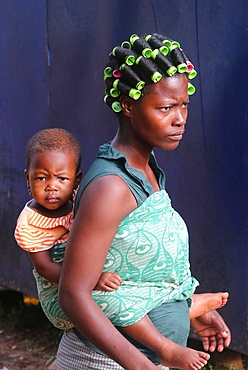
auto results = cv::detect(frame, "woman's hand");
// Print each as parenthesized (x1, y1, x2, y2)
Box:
(190, 310, 231, 352)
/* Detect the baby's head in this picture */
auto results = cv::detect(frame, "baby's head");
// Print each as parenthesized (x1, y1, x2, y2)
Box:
(25, 128, 82, 211)
(26, 128, 81, 172)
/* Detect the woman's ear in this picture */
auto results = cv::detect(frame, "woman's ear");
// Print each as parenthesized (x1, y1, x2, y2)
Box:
(119, 96, 133, 117)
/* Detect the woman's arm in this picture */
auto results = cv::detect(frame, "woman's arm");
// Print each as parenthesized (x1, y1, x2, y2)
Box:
(58, 175, 157, 370)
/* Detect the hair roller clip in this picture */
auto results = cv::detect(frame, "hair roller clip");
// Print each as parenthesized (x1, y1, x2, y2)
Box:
(110, 88, 120, 98)
(112, 46, 137, 66)
(105, 76, 115, 89)
(187, 69, 197, 79)
(104, 95, 122, 113)
(113, 69, 122, 78)
(115, 79, 141, 100)
(113, 79, 119, 90)
(107, 78, 120, 97)
(151, 49, 177, 77)
(170, 48, 187, 73)
(188, 82, 196, 95)
(130, 34, 152, 58)
(177, 63, 187, 73)
(162, 39, 172, 48)
(154, 34, 172, 49)
(180, 50, 195, 73)
(106, 77, 120, 96)
(136, 80, 145, 90)
(112, 101, 122, 112)
(145, 34, 152, 42)
(158, 45, 169, 56)
(145, 35, 169, 56)
(129, 88, 142, 100)
(105, 88, 111, 96)
(136, 55, 162, 83)
(130, 33, 140, 44)
(169, 41, 181, 51)
(121, 41, 132, 49)
(142, 48, 152, 58)
(109, 54, 122, 74)
(104, 66, 112, 78)
(151, 72, 162, 83)
(119, 64, 145, 90)
(186, 61, 194, 73)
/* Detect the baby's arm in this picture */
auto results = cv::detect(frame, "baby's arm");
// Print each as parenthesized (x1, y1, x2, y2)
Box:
(15, 207, 68, 250)
(28, 250, 61, 284)
(44, 225, 69, 240)
(94, 272, 122, 291)
(30, 253, 121, 289)
(15, 208, 67, 284)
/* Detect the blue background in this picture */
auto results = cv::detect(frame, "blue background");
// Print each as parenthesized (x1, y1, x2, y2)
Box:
(0, 0, 247, 355)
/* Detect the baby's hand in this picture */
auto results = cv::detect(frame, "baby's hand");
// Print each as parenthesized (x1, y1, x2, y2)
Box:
(49, 226, 68, 240)
(94, 272, 122, 292)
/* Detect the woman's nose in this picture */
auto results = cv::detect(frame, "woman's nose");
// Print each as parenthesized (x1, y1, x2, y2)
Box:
(173, 108, 187, 127)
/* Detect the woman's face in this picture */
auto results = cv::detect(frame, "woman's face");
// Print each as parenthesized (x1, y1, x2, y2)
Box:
(126, 74, 189, 151)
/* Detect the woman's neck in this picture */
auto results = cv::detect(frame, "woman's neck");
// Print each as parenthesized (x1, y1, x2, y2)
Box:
(111, 131, 152, 167)
(111, 134, 160, 192)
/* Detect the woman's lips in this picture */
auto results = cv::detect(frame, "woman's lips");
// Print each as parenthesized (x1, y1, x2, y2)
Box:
(168, 131, 184, 141)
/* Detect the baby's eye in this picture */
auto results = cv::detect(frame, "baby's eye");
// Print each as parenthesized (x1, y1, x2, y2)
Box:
(59, 177, 68, 181)
(37, 176, 46, 181)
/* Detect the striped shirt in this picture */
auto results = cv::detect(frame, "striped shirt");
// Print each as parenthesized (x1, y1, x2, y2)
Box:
(14, 202, 73, 252)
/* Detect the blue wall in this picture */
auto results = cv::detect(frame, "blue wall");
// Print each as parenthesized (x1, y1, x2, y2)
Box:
(0, 0, 247, 355)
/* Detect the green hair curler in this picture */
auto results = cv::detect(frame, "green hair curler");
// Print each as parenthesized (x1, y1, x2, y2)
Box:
(188, 82, 196, 95)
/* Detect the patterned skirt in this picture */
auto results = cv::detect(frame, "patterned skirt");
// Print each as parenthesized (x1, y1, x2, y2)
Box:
(56, 330, 169, 370)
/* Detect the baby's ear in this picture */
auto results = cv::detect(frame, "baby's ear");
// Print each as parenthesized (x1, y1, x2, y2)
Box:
(75, 171, 83, 188)
(24, 169, 29, 181)
(24, 169, 31, 196)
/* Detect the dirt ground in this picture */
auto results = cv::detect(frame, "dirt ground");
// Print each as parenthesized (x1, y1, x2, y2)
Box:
(0, 290, 246, 370)
(0, 290, 60, 370)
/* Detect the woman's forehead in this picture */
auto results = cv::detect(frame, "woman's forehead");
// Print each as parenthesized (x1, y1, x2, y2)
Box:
(144, 74, 188, 99)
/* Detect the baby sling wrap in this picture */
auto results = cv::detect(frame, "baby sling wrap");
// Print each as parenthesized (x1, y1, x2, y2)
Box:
(36, 143, 198, 339)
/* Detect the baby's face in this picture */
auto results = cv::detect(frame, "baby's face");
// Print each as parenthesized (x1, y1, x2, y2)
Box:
(26, 149, 78, 213)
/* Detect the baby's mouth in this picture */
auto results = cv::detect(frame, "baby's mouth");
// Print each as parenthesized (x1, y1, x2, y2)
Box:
(45, 195, 59, 204)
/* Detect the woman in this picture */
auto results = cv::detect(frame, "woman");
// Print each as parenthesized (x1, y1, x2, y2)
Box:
(57, 33, 231, 369)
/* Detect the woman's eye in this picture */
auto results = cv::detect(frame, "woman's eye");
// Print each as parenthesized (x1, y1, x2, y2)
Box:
(161, 107, 170, 112)
(183, 101, 190, 108)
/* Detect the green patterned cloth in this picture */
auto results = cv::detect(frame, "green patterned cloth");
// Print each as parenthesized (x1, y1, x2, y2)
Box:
(36, 143, 198, 336)
(33, 242, 73, 330)
(92, 190, 198, 326)
(35, 189, 198, 330)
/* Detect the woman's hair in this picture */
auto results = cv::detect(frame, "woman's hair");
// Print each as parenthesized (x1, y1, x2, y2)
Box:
(103, 33, 197, 114)
(26, 128, 81, 171)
